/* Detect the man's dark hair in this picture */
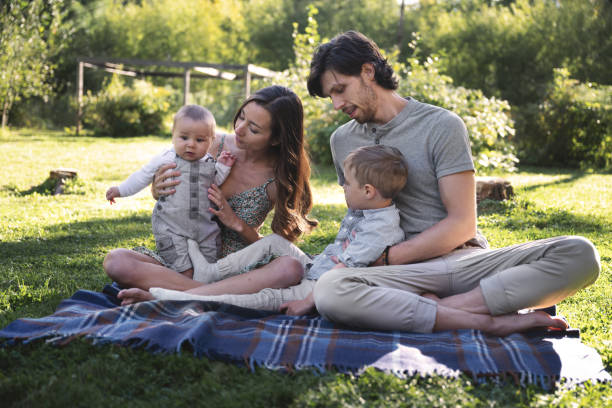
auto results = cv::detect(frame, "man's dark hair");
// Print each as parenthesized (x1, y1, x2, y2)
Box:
(307, 31, 398, 97)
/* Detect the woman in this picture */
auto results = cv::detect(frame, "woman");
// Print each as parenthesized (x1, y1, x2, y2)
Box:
(104, 86, 317, 301)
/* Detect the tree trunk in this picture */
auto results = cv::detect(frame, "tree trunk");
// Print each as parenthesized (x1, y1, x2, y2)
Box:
(1, 100, 9, 129)
(396, 0, 406, 49)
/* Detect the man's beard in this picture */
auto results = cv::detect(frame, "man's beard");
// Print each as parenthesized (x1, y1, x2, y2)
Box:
(354, 78, 377, 124)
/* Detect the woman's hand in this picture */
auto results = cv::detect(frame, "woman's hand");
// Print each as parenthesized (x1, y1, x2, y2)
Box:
(208, 184, 242, 232)
(152, 162, 181, 199)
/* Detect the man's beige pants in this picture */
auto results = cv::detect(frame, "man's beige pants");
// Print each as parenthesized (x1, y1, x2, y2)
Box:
(313, 235, 600, 333)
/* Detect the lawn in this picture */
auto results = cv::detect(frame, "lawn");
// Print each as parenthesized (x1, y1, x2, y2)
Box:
(0, 129, 610, 407)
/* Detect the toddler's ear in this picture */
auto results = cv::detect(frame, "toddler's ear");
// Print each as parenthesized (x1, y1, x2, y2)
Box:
(363, 183, 376, 198)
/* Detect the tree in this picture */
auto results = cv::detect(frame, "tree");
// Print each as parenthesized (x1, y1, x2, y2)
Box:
(0, 0, 64, 128)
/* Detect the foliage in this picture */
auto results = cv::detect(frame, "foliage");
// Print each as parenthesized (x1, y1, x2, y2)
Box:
(272, 9, 517, 171)
(409, 0, 612, 107)
(0, 0, 68, 128)
(6, 0, 612, 169)
(82, 75, 176, 136)
(515, 68, 612, 170)
(86, 0, 249, 65)
(398, 53, 518, 172)
(267, 6, 348, 165)
(0, 130, 611, 406)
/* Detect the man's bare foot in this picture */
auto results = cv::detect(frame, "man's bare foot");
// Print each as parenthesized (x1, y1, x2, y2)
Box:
(435, 304, 568, 337)
(486, 311, 568, 337)
(118, 288, 154, 306)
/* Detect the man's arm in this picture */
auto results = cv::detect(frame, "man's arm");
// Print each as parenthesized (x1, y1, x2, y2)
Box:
(386, 170, 477, 265)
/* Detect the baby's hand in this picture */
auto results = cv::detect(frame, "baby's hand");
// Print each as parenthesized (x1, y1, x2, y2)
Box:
(217, 151, 236, 167)
(106, 186, 120, 204)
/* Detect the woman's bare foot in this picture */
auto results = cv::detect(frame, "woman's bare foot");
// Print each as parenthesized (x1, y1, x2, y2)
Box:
(118, 288, 154, 306)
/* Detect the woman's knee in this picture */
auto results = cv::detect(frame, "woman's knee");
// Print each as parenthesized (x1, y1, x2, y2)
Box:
(103, 248, 134, 282)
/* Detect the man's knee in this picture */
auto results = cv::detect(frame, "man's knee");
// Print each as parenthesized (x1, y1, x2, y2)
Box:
(563, 235, 600, 287)
(313, 270, 345, 321)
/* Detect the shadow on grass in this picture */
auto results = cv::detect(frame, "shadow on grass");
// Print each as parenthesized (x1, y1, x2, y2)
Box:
(478, 198, 607, 235)
(0, 203, 349, 261)
(0, 214, 154, 260)
(2, 178, 63, 196)
(514, 166, 590, 192)
(520, 174, 587, 192)
(0, 340, 336, 408)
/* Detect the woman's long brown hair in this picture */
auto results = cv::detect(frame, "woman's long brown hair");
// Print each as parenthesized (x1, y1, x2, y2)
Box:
(233, 85, 318, 241)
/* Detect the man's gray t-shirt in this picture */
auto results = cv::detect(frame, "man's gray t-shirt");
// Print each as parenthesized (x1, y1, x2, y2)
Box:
(330, 97, 487, 247)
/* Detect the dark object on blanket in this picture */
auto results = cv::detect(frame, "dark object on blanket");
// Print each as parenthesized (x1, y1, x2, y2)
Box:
(476, 176, 514, 203)
(525, 327, 580, 339)
(102, 282, 123, 305)
(535, 305, 557, 316)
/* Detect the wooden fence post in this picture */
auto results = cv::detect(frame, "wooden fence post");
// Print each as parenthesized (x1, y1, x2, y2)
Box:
(183, 69, 191, 105)
(76, 60, 83, 135)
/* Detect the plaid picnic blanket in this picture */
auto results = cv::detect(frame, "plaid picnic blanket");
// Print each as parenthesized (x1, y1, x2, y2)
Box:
(1, 290, 609, 389)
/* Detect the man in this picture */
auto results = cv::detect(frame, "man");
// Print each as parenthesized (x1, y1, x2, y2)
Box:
(307, 31, 600, 336)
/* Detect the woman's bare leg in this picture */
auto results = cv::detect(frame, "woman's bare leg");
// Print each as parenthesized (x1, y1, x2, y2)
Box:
(115, 255, 303, 305)
(103, 248, 201, 291)
(183, 256, 304, 296)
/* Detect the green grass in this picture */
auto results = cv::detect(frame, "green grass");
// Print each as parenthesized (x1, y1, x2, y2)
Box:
(1, 129, 610, 407)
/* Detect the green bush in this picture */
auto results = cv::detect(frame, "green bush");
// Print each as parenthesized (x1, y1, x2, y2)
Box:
(271, 7, 517, 172)
(397, 55, 518, 173)
(410, 0, 612, 108)
(268, 7, 347, 165)
(82, 75, 175, 136)
(515, 68, 612, 170)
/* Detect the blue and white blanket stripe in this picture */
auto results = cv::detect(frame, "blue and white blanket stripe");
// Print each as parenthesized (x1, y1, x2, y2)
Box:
(0, 290, 609, 388)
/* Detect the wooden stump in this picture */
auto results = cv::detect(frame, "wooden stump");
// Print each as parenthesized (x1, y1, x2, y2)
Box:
(475, 176, 513, 203)
(50, 168, 78, 195)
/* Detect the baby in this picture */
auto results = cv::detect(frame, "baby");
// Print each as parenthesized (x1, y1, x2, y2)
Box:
(106, 105, 235, 276)
(143, 145, 408, 315)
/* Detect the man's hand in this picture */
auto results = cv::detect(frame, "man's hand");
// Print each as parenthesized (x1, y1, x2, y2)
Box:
(280, 292, 316, 316)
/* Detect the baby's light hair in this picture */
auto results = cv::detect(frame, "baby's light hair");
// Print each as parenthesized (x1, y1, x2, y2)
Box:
(343, 145, 408, 199)
(172, 104, 215, 132)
